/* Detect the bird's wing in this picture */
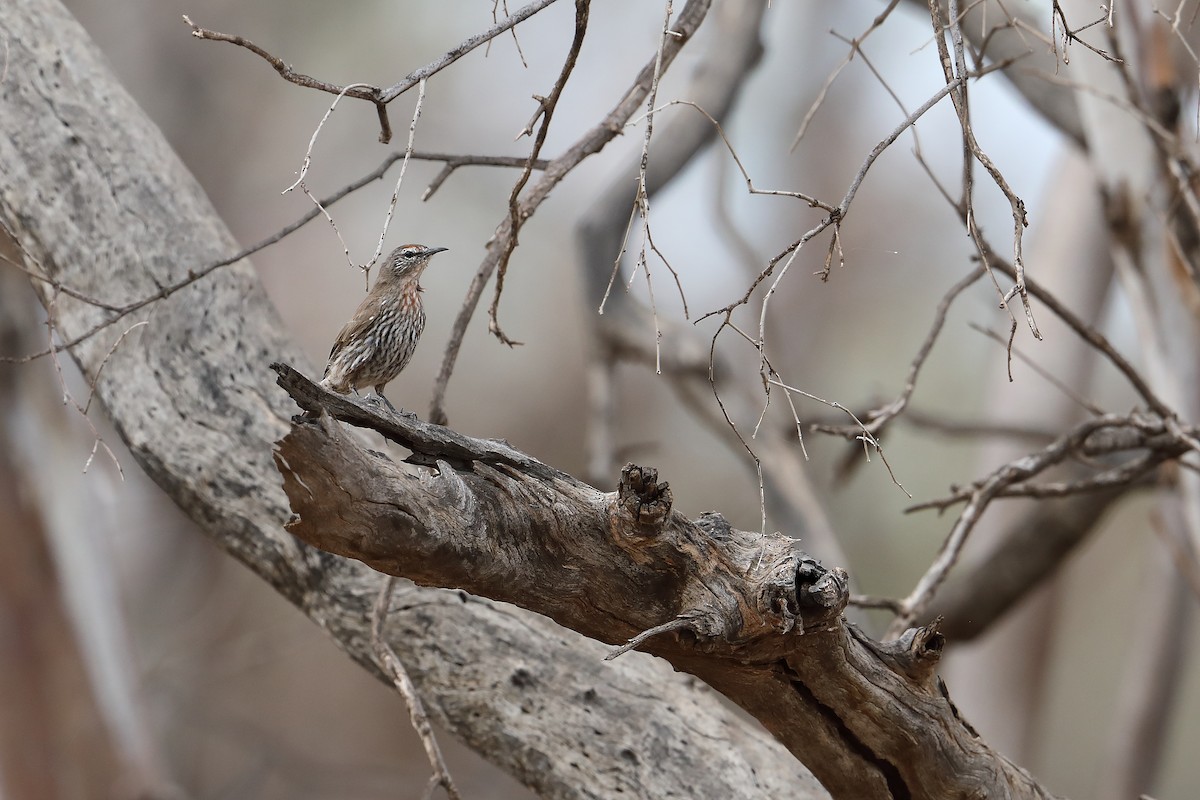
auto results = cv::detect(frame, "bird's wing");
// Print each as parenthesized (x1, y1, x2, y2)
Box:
(326, 292, 383, 366)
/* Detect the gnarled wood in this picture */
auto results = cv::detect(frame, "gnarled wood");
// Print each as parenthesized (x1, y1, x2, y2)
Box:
(274, 364, 1060, 800)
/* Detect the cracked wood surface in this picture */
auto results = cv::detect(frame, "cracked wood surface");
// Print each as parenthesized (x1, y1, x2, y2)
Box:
(275, 365, 1061, 800)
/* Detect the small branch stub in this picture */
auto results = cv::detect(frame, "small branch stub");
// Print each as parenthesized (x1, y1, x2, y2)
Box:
(617, 462, 673, 529)
(857, 617, 946, 691)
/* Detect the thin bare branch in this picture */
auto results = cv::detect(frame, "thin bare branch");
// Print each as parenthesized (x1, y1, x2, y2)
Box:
(183, 1, 565, 142)
(366, 79, 428, 276)
(968, 322, 1105, 416)
(767, 377, 910, 497)
(813, 266, 985, 443)
(371, 577, 462, 800)
(0, 142, 558, 366)
(1050, 0, 1122, 64)
(377, 0, 563, 103)
(486, 0, 591, 348)
(891, 412, 1196, 635)
(612, 0, 678, 373)
(696, 58, 1014, 336)
(984, 249, 1176, 419)
(43, 291, 125, 479)
(790, 0, 904, 151)
(421, 152, 551, 200)
(430, 0, 714, 424)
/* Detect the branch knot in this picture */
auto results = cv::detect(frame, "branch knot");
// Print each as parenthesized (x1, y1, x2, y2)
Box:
(617, 462, 673, 529)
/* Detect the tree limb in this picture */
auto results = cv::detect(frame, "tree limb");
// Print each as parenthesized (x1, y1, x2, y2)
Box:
(274, 365, 1061, 800)
(920, 484, 1132, 639)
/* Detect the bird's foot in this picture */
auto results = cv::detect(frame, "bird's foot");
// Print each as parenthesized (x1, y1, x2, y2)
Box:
(369, 392, 399, 413)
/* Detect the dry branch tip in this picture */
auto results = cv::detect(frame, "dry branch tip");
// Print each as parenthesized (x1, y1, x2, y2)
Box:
(605, 615, 694, 660)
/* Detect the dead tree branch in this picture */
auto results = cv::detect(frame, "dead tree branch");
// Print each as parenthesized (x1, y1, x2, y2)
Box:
(919, 484, 1137, 639)
(0, 148, 546, 365)
(184, 0, 565, 143)
(429, 0, 715, 424)
(907, 0, 1086, 145)
(273, 364, 1060, 800)
(892, 412, 1195, 634)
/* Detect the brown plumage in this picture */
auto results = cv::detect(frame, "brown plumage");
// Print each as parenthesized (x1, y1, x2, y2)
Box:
(321, 244, 448, 408)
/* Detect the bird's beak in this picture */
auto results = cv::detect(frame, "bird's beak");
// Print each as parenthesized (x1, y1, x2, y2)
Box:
(426, 246, 449, 256)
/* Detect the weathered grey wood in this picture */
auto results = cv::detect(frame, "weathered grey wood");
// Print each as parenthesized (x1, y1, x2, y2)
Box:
(274, 366, 1062, 800)
(0, 1, 826, 797)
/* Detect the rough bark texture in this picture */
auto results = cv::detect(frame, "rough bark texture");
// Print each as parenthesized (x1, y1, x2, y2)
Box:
(274, 365, 1061, 800)
(0, 2, 825, 797)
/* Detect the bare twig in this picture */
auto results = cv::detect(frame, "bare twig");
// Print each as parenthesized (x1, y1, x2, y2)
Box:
(279, 85, 373, 274)
(692, 62, 1012, 476)
(283, 77, 428, 284)
(635, 99, 830, 210)
(0, 146, 551, 366)
(376, 0, 563, 103)
(705, 330, 769, 537)
(984, 249, 1176, 419)
(790, 0, 904, 151)
(929, 0, 1039, 349)
(282, 82, 374, 196)
(184, 1, 565, 142)
(429, 0, 714, 425)
(812, 266, 985, 442)
(486, 0, 591, 347)
(1, 155, 391, 363)
(899, 408, 1058, 443)
(848, 594, 903, 613)
(82, 321, 148, 416)
(905, 451, 1168, 511)
(366, 79, 428, 277)
(489, 0, 530, 68)
(919, 483, 1136, 640)
(371, 577, 462, 800)
(606, 615, 694, 660)
(43, 291, 128, 478)
(421, 152, 551, 200)
(612, 0, 678, 373)
(890, 411, 1196, 635)
(1049, 0, 1122, 64)
(695, 58, 1013, 342)
(968, 322, 1104, 416)
(767, 376, 910, 497)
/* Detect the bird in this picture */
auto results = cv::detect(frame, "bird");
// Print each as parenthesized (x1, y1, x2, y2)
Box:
(321, 244, 449, 410)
